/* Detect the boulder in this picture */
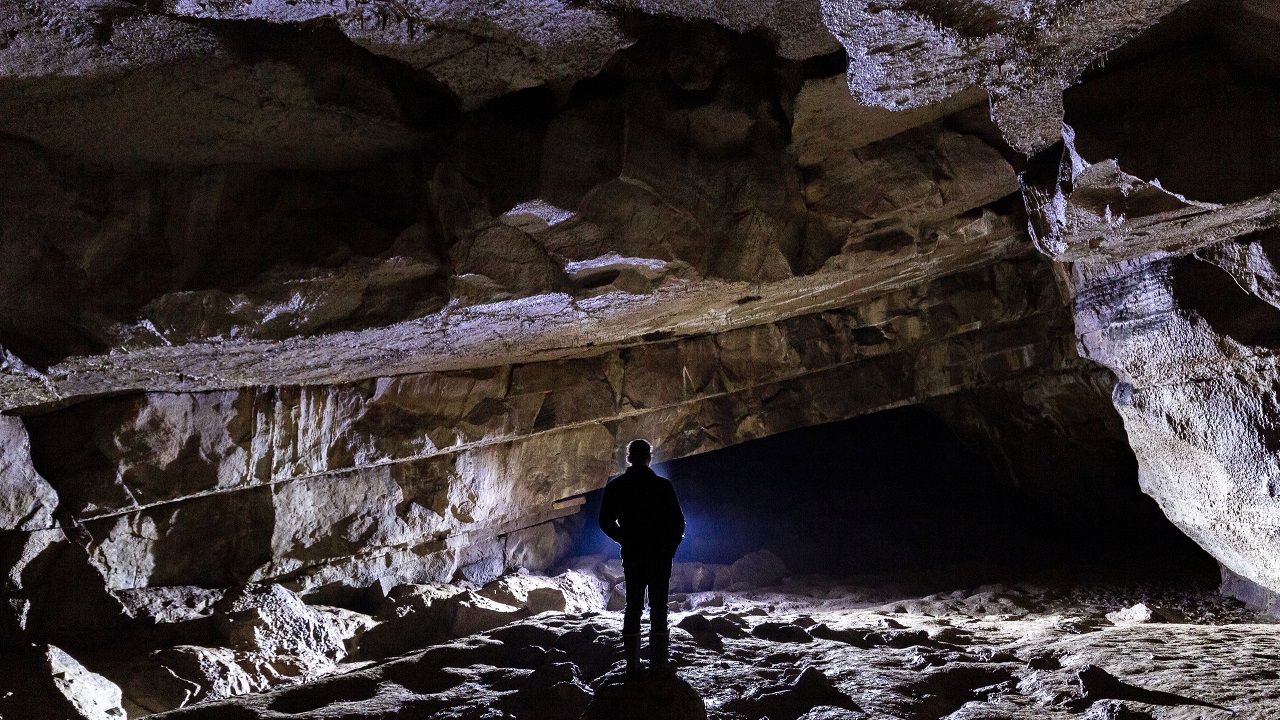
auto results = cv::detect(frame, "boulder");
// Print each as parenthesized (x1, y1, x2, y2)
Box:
(553, 570, 610, 614)
(125, 645, 267, 713)
(595, 559, 625, 585)
(311, 606, 377, 654)
(582, 673, 707, 720)
(479, 571, 609, 616)
(751, 622, 813, 644)
(450, 592, 528, 637)
(725, 666, 861, 720)
(117, 586, 224, 625)
(729, 550, 788, 588)
(504, 661, 593, 719)
(670, 562, 728, 593)
(1106, 603, 1156, 625)
(676, 614, 724, 651)
(216, 584, 346, 663)
(358, 584, 467, 659)
(0, 416, 57, 531)
(479, 574, 565, 612)
(0, 644, 125, 720)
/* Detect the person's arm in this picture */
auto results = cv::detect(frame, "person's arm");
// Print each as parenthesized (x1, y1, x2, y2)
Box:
(598, 483, 625, 545)
(665, 480, 685, 556)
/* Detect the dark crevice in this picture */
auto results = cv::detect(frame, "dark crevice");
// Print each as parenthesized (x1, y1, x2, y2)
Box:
(1067, 40, 1280, 204)
(1172, 254, 1280, 348)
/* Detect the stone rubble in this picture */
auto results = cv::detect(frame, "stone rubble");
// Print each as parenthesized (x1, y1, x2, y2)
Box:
(123, 570, 1275, 719)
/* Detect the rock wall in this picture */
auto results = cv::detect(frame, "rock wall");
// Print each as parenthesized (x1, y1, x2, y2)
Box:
(1022, 35, 1280, 603)
(3, 0, 1280, 675)
(14, 246, 1076, 610)
(0, 12, 1114, 648)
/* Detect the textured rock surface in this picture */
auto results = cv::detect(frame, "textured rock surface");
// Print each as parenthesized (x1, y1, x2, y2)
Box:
(3, 0, 1280, 715)
(16, 245, 1078, 601)
(0, 415, 58, 531)
(1012, 115, 1280, 605)
(820, 0, 1200, 154)
(145, 574, 1277, 719)
(0, 644, 126, 720)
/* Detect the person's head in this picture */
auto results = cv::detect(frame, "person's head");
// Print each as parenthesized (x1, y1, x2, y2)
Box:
(627, 439, 652, 467)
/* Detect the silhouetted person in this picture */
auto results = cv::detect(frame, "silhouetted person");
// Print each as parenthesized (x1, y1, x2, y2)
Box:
(598, 439, 685, 677)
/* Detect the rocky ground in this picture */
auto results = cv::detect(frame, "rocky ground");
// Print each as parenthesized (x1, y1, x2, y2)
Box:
(18, 552, 1273, 720)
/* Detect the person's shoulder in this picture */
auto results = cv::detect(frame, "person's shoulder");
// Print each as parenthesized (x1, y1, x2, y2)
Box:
(644, 467, 674, 487)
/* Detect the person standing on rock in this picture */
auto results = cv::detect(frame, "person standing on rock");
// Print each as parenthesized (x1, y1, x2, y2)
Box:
(598, 439, 685, 677)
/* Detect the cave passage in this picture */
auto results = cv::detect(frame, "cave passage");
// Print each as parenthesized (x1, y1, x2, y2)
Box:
(572, 406, 1217, 583)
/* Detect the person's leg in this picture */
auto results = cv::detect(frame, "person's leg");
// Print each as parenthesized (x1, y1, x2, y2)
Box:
(622, 558, 645, 636)
(648, 557, 671, 633)
(622, 558, 647, 676)
(648, 557, 673, 671)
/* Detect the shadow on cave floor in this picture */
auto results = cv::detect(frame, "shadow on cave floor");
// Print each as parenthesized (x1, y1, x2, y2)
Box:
(570, 405, 1221, 602)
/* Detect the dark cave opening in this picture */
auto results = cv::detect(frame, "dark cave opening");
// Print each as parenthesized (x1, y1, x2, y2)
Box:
(1066, 42, 1280, 205)
(572, 406, 1218, 584)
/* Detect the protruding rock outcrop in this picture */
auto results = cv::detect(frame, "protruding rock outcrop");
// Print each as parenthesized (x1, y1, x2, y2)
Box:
(0, 644, 126, 720)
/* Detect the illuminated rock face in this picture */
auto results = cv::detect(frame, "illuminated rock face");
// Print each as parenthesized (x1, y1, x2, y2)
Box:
(3, 0, 1280, 687)
(19, 249, 1079, 601)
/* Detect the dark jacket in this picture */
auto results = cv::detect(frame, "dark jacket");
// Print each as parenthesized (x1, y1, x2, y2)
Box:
(598, 465, 685, 559)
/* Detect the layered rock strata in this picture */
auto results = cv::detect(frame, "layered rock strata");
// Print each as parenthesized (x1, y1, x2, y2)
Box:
(0, 16, 1113, 656)
(16, 243, 1074, 607)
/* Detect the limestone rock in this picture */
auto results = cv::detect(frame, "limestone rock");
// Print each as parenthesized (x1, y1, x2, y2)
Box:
(479, 574, 580, 615)
(480, 569, 610, 615)
(790, 76, 985, 165)
(752, 622, 814, 644)
(215, 584, 347, 664)
(565, 254, 684, 298)
(452, 224, 571, 300)
(1020, 125, 1271, 266)
(1112, 602, 1184, 625)
(730, 550, 788, 588)
(1069, 222, 1280, 599)
(724, 665, 860, 720)
(117, 586, 224, 625)
(798, 708, 868, 720)
(125, 645, 267, 713)
(311, 606, 377, 655)
(553, 571, 611, 614)
(124, 595, 373, 712)
(505, 519, 582, 573)
(331, 0, 631, 110)
(821, 0, 1197, 154)
(583, 673, 707, 720)
(671, 562, 731, 593)
(0, 644, 126, 720)
(358, 583, 466, 659)
(0, 416, 57, 531)
(0, 2, 440, 166)
(0, 0, 1267, 661)
(139, 256, 447, 345)
(19, 237, 1072, 606)
(450, 592, 528, 637)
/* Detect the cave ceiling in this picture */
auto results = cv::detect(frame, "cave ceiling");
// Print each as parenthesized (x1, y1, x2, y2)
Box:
(0, 0, 1266, 413)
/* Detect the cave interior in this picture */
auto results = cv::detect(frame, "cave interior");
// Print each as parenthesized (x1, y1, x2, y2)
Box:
(3, 0, 1280, 717)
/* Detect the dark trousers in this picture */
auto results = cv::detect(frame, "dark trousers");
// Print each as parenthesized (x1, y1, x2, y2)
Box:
(622, 554, 671, 635)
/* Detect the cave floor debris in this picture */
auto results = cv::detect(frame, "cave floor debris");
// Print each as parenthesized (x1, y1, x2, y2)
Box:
(155, 572, 1280, 720)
